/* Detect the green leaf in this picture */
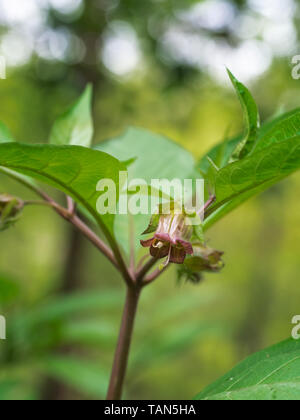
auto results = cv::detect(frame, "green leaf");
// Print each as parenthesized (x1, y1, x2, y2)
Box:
(96, 127, 197, 184)
(0, 143, 126, 240)
(253, 108, 300, 154)
(0, 122, 14, 143)
(142, 213, 160, 235)
(50, 85, 93, 147)
(258, 108, 300, 139)
(204, 177, 276, 230)
(95, 127, 198, 253)
(227, 70, 260, 160)
(40, 357, 109, 398)
(0, 122, 41, 195)
(195, 339, 300, 401)
(198, 108, 300, 176)
(206, 135, 300, 220)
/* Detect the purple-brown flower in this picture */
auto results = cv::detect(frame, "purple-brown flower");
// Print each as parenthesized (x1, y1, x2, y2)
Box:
(141, 213, 193, 264)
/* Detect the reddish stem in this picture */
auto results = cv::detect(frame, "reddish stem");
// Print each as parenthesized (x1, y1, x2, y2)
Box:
(106, 286, 141, 400)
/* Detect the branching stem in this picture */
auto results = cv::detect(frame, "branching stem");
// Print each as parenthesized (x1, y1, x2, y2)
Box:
(6, 170, 216, 400)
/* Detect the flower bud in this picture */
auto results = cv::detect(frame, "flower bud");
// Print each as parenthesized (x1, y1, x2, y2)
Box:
(184, 244, 224, 273)
(0, 194, 24, 231)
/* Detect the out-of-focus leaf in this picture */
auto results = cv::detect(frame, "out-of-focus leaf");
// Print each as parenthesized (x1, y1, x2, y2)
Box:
(227, 70, 259, 160)
(0, 274, 20, 304)
(0, 122, 14, 143)
(50, 85, 93, 147)
(40, 357, 109, 398)
(0, 143, 126, 240)
(96, 127, 197, 184)
(62, 320, 116, 347)
(0, 380, 36, 401)
(132, 321, 226, 367)
(13, 290, 122, 328)
(95, 127, 199, 253)
(195, 339, 300, 401)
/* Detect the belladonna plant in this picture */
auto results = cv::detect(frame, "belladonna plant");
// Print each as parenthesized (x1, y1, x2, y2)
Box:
(1, 70, 300, 400)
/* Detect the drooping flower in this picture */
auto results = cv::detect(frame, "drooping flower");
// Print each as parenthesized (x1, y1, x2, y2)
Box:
(141, 212, 193, 265)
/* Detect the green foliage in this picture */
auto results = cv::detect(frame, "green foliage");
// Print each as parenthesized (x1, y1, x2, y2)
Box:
(0, 122, 14, 143)
(0, 74, 300, 400)
(50, 85, 94, 148)
(40, 356, 109, 398)
(96, 127, 198, 253)
(0, 274, 20, 304)
(199, 74, 300, 230)
(195, 339, 300, 400)
(210, 135, 300, 213)
(253, 108, 300, 153)
(0, 143, 125, 239)
(227, 69, 260, 160)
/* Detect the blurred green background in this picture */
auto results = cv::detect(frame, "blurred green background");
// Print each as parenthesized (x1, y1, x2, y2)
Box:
(0, 0, 299, 400)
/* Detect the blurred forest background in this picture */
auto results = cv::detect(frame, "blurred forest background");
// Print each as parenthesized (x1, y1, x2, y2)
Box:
(0, 0, 299, 400)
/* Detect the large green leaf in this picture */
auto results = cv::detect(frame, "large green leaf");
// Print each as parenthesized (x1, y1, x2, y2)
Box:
(95, 127, 199, 254)
(195, 339, 300, 400)
(206, 135, 300, 219)
(50, 85, 93, 147)
(227, 70, 260, 160)
(0, 143, 126, 242)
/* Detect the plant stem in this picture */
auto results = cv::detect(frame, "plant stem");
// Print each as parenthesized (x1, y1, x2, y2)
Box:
(136, 257, 158, 282)
(25, 195, 120, 271)
(106, 285, 141, 400)
(142, 263, 169, 287)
